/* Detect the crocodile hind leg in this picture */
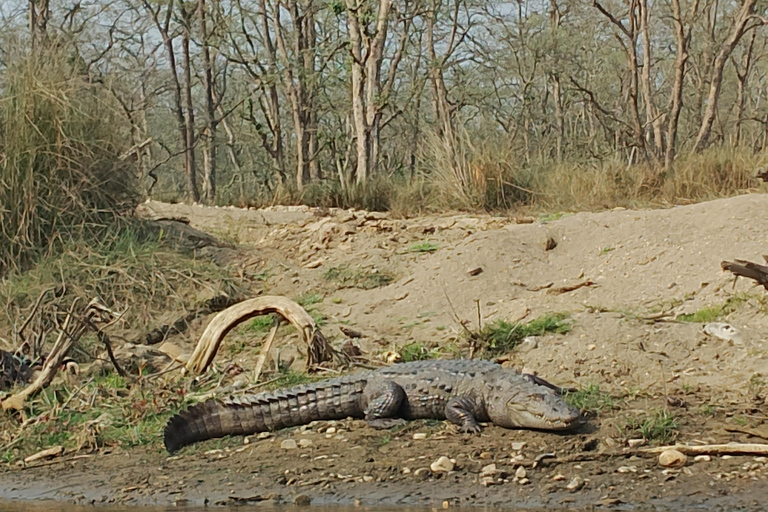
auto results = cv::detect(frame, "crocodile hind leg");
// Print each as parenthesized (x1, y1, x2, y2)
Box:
(445, 397, 482, 433)
(363, 380, 406, 429)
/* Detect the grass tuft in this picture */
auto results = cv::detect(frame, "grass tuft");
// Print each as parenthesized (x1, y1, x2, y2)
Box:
(478, 313, 571, 354)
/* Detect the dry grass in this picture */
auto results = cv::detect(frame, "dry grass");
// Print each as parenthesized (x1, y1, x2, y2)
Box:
(0, 42, 139, 274)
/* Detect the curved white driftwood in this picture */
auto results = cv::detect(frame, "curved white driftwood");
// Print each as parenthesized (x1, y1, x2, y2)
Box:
(186, 296, 336, 374)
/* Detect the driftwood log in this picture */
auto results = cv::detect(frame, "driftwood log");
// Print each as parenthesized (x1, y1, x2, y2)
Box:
(721, 256, 768, 290)
(186, 296, 340, 374)
(639, 443, 768, 456)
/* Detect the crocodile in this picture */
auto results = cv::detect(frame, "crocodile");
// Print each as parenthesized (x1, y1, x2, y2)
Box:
(164, 359, 582, 452)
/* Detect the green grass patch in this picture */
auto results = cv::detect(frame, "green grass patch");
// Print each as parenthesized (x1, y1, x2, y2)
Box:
(409, 241, 439, 253)
(296, 291, 323, 307)
(623, 410, 679, 444)
(323, 265, 395, 290)
(478, 313, 571, 354)
(565, 384, 615, 414)
(676, 293, 763, 323)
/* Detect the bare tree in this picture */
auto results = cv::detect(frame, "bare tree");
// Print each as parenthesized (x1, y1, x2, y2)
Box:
(693, 0, 759, 152)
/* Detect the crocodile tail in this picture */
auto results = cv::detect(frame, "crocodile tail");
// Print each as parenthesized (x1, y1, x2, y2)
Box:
(164, 399, 255, 453)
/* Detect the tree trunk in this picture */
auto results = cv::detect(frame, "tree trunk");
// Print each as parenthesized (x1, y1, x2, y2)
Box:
(639, 0, 663, 158)
(693, 0, 757, 152)
(199, 0, 217, 203)
(180, 4, 199, 202)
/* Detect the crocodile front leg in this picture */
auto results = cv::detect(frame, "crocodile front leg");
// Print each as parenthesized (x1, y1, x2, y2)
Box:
(363, 379, 406, 429)
(445, 397, 483, 433)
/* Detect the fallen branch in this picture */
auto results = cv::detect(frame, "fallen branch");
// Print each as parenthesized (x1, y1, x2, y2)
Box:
(2, 299, 116, 411)
(721, 257, 768, 290)
(548, 279, 595, 295)
(252, 317, 281, 383)
(186, 296, 341, 374)
(638, 443, 768, 456)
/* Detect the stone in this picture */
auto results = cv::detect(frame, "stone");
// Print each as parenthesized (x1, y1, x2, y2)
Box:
(694, 455, 711, 463)
(430, 456, 455, 473)
(480, 464, 497, 478)
(658, 449, 687, 468)
(515, 466, 527, 479)
(412, 433, 427, 440)
(566, 476, 584, 492)
(281, 439, 298, 450)
(480, 477, 496, 487)
(413, 468, 431, 480)
(627, 438, 645, 448)
(293, 494, 311, 506)
(518, 478, 531, 485)
(298, 439, 314, 448)
(511, 442, 527, 451)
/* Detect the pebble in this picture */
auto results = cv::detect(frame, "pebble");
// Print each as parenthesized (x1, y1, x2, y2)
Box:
(293, 494, 311, 506)
(479, 451, 492, 459)
(694, 455, 711, 462)
(281, 439, 298, 450)
(627, 439, 645, 448)
(511, 442, 527, 451)
(480, 464, 497, 477)
(617, 466, 638, 473)
(402, 468, 411, 474)
(325, 427, 337, 434)
(413, 468, 431, 480)
(257, 432, 272, 439)
(515, 466, 527, 479)
(480, 476, 496, 487)
(566, 476, 584, 492)
(362, 475, 374, 482)
(552, 474, 565, 481)
(518, 477, 531, 485)
(430, 456, 455, 473)
(298, 439, 314, 448)
(659, 449, 687, 468)
(413, 433, 427, 440)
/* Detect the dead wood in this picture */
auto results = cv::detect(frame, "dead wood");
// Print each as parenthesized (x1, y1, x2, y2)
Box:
(548, 279, 595, 295)
(638, 443, 768, 456)
(251, 317, 281, 383)
(721, 258, 768, 290)
(143, 294, 240, 345)
(2, 298, 116, 411)
(185, 295, 341, 374)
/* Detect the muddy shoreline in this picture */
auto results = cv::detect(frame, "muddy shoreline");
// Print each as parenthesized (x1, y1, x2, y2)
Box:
(2, 414, 767, 511)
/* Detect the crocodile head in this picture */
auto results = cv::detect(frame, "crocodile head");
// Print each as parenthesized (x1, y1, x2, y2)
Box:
(484, 375, 581, 431)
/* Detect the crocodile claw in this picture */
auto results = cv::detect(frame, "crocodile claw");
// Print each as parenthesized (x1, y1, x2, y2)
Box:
(460, 423, 482, 434)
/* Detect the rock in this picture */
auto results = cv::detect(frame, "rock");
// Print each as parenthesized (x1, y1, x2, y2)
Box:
(325, 427, 337, 434)
(694, 455, 712, 462)
(430, 456, 455, 473)
(402, 468, 411, 474)
(298, 439, 314, 448)
(515, 466, 527, 479)
(566, 476, 584, 492)
(479, 451, 492, 459)
(617, 466, 637, 473)
(257, 432, 272, 439)
(518, 478, 531, 485)
(293, 494, 311, 506)
(511, 442, 527, 451)
(362, 475, 374, 482)
(659, 449, 687, 468)
(281, 439, 298, 450)
(627, 438, 645, 448)
(480, 464, 497, 478)
(412, 433, 427, 440)
(518, 337, 538, 352)
(552, 474, 565, 481)
(480, 477, 496, 487)
(413, 467, 431, 480)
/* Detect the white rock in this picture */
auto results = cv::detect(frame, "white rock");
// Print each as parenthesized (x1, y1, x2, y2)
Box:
(518, 477, 531, 485)
(566, 476, 584, 491)
(480, 464, 497, 477)
(480, 476, 496, 487)
(281, 439, 298, 450)
(552, 474, 565, 481)
(659, 449, 687, 468)
(694, 455, 711, 462)
(413, 433, 427, 440)
(510, 442, 526, 451)
(627, 438, 645, 448)
(617, 466, 637, 473)
(325, 427, 337, 434)
(515, 466, 527, 479)
(430, 456, 455, 473)
(298, 439, 314, 448)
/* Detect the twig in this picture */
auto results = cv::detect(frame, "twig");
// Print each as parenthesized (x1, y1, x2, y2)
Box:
(639, 443, 768, 456)
(252, 317, 281, 384)
(16, 287, 54, 339)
